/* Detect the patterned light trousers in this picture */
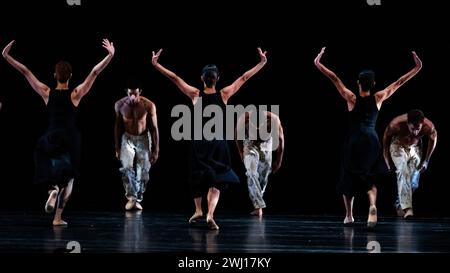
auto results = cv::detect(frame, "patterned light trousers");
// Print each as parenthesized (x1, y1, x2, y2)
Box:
(243, 138, 272, 209)
(120, 132, 151, 202)
(390, 139, 421, 210)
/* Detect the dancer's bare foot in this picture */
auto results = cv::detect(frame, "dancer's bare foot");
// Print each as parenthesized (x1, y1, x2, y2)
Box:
(53, 219, 68, 226)
(135, 202, 143, 210)
(250, 208, 263, 217)
(125, 199, 136, 211)
(206, 216, 219, 230)
(45, 189, 58, 213)
(343, 216, 354, 225)
(189, 212, 203, 224)
(404, 208, 414, 219)
(396, 205, 405, 217)
(367, 205, 377, 228)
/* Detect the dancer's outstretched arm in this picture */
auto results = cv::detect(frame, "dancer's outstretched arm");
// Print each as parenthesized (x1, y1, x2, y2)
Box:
(221, 47, 267, 104)
(314, 47, 355, 105)
(72, 39, 115, 104)
(2, 40, 50, 101)
(374, 51, 422, 107)
(152, 49, 200, 101)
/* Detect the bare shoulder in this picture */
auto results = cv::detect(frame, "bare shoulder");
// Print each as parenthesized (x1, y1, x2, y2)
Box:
(392, 114, 407, 125)
(266, 111, 279, 118)
(386, 114, 406, 134)
(373, 88, 391, 103)
(266, 111, 281, 125)
(141, 96, 154, 105)
(114, 97, 127, 111)
(142, 97, 156, 111)
(424, 118, 436, 134)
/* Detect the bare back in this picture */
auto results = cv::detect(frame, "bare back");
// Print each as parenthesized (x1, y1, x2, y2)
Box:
(389, 115, 435, 146)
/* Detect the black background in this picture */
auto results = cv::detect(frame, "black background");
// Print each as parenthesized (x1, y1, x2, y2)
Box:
(0, 0, 447, 219)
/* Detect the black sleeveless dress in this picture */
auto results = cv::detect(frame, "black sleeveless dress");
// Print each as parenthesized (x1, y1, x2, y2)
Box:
(338, 95, 387, 197)
(34, 90, 81, 188)
(189, 90, 239, 197)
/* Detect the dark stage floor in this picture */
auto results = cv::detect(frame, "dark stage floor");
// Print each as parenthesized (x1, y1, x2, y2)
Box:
(0, 211, 449, 253)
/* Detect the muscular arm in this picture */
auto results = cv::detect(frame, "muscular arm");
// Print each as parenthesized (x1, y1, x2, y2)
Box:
(151, 49, 199, 101)
(2, 40, 50, 102)
(267, 112, 284, 173)
(147, 102, 159, 164)
(236, 139, 244, 161)
(314, 47, 355, 107)
(114, 102, 124, 159)
(419, 123, 437, 172)
(272, 115, 284, 173)
(375, 51, 422, 106)
(383, 122, 397, 170)
(72, 39, 115, 105)
(221, 48, 267, 103)
(235, 113, 247, 161)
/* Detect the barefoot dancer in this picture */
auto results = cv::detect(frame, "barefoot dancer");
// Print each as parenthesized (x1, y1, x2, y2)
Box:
(314, 47, 422, 227)
(2, 39, 114, 225)
(236, 111, 284, 217)
(383, 110, 437, 218)
(152, 48, 267, 229)
(115, 79, 159, 211)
